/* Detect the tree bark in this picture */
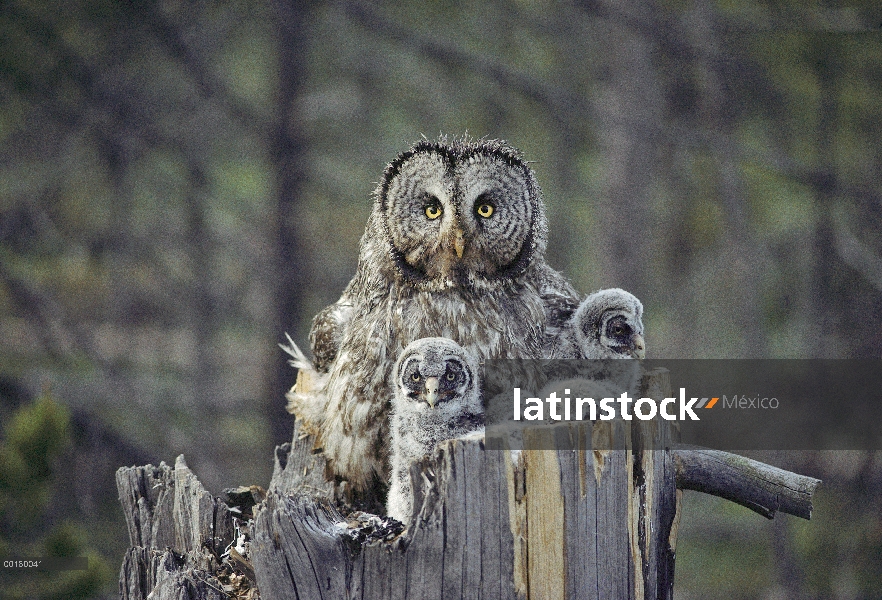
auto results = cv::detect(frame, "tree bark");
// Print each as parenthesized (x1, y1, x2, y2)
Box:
(117, 456, 237, 600)
(672, 446, 821, 519)
(116, 370, 820, 600)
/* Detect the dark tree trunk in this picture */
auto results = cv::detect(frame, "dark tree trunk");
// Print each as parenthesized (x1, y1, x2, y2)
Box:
(269, 0, 314, 448)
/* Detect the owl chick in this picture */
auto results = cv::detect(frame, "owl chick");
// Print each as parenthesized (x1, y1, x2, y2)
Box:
(549, 288, 645, 360)
(546, 288, 646, 396)
(387, 338, 484, 524)
(303, 136, 577, 493)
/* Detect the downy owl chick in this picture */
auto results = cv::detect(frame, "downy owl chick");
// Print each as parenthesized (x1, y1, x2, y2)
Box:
(546, 288, 646, 395)
(387, 337, 483, 524)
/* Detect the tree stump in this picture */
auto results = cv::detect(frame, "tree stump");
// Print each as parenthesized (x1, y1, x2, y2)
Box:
(116, 369, 820, 599)
(117, 456, 239, 600)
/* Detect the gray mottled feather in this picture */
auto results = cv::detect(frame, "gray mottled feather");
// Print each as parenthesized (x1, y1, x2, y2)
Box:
(279, 334, 328, 437)
(309, 296, 354, 373)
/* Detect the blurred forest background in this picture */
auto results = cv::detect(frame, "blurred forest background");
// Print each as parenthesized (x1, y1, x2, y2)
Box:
(1, 0, 881, 598)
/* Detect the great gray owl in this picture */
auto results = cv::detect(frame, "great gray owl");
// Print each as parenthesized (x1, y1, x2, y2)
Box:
(387, 337, 483, 524)
(288, 136, 577, 497)
(545, 288, 646, 396)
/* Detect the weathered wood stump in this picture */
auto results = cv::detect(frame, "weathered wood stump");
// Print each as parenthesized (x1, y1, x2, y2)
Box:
(117, 456, 239, 599)
(116, 369, 821, 599)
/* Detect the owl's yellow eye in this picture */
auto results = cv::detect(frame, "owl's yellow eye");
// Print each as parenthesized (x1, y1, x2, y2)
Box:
(476, 203, 494, 218)
(446, 372, 456, 381)
(411, 372, 421, 382)
(425, 205, 442, 220)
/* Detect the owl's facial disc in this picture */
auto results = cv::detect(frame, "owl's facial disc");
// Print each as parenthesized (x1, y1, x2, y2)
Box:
(455, 153, 538, 271)
(383, 147, 539, 286)
(421, 356, 470, 407)
(436, 213, 466, 262)
(396, 194, 471, 284)
(400, 356, 427, 397)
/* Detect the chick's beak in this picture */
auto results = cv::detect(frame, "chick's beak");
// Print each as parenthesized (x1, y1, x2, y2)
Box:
(425, 376, 440, 407)
(631, 334, 646, 360)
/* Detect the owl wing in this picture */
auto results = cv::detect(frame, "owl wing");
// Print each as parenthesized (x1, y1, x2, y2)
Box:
(534, 262, 579, 298)
(535, 264, 579, 321)
(542, 291, 577, 332)
(309, 294, 355, 372)
(279, 334, 329, 434)
(530, 262, 580, 358)
(450, 412, 485, 436)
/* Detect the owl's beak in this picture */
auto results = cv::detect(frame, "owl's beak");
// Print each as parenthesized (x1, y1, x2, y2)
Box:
(425, 376, 440, 407)
(631, 334, 646, 360)
(453, 230, 465, 258)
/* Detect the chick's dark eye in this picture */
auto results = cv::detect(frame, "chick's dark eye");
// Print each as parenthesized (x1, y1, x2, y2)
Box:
(607, 318, 631, 339)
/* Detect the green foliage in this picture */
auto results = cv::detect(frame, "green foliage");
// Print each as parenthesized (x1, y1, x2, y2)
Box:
(3, 394, 69, 481)
(0, 540, 113, 600)
(0, 393, 69, 527)
(44, 521, 84, 558)
(0, 395, 113, 599)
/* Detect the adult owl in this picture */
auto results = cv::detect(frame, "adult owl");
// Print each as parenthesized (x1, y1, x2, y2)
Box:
(545, 287, 646, 396)
(291, 136, 577, 497)
(387, 338, 483, 524)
